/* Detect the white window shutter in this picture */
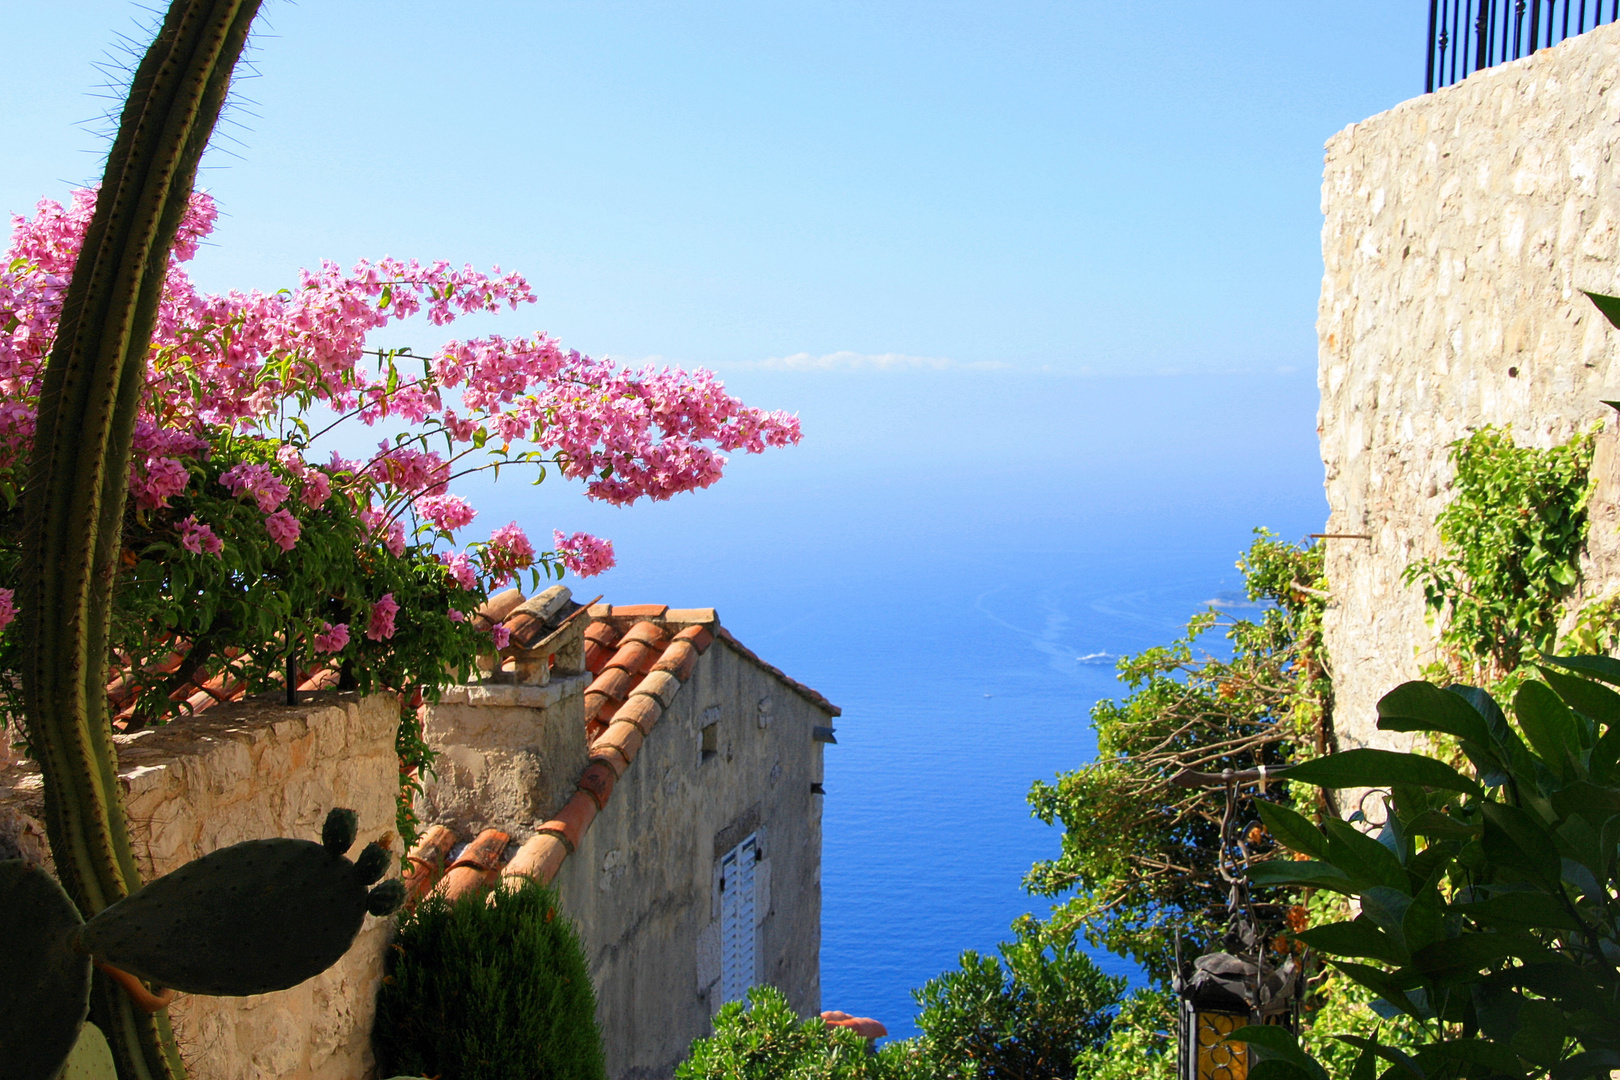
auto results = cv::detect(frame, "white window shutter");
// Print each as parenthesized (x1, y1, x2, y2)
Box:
(719, 834, 758, 1004)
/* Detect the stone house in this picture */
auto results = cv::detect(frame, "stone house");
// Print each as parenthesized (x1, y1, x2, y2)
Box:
(0, 590, 838, 1080)
(411, 592, 839, 1080)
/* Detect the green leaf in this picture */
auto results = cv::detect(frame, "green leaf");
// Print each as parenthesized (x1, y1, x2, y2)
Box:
(1295, 919, 1407, 965)
(1541, 652, 1620, 688)
(1403, 809, 1479, 840)
(1452, 892, 1581, 932)
(1582, 289, 1620, 330)
(1410, 933, 1515, 982)
(1247, 1063, 1316, 1080)
(1330, 962, 1431, 1022)
(1346, 1039, 1379, 1080)
(1227, 1026, 1329, 1080)
(1322, 820, 1413, 892)
(1512, 998, 1567, 1066)
(1334, 1034, 1427, 1079)
(1246, 860, 1358, 894)
(1480, 803, 1561, 886)
(1537, 666, 1620, 728)
(1378, 681, 1492, 746)
(1255, 802, 1329, 861)
(1513, 681, 1582, 774)
(1285, 749, 1481, 797)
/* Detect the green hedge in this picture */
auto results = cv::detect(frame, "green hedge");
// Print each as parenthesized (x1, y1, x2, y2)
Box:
(373, 879, 605, 1080)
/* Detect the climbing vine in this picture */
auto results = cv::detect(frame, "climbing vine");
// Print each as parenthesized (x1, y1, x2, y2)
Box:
(1402, 424, 1598, 688)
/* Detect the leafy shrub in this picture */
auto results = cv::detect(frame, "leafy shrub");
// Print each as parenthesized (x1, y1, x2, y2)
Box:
(675, 986, 923, 1080)
(373, 879, 605, 1080)
(1247, 659, 1620, 1079)
(1404, 425, 1597, 687)
(678, 920, 1125, 1080)
(911, 917, 1124, 1079)
(1026, 531, 1327, 977)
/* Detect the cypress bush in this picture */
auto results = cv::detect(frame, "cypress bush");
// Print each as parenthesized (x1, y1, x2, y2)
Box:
(373, 879, 606, 1080)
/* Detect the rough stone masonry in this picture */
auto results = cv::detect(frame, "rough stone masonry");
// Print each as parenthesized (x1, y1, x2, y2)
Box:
(1318, 20, 1620, 755)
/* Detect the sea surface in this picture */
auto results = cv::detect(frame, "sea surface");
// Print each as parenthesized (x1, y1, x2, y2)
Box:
(475, 367, 1330, 1040)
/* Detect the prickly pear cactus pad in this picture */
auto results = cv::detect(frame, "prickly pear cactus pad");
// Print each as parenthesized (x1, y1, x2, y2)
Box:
(76, 809, 394, 996)
(0, 860, 93, 1080)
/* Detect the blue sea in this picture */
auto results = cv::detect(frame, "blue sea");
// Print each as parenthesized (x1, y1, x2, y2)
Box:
(476, 366, 1328, 1039)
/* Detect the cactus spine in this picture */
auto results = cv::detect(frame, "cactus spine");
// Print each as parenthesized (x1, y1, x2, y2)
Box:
(18, 2, 261, 1077)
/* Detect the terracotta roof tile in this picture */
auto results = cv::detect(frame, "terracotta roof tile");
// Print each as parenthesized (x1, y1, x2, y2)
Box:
(629, 669, 682, 709)
(620, 620, 672, 649)
(592, 721, 645, 769)
(411, 593, 832, 912)
(611, 693, 664, 737)
(404, 824, 456, 902)
(433, 828, 510, 901)
(585, 665, 635, 705)
(537, 790, 598, 852)
(584, 621, 622, 647)
(575, 760, 617, 811)
(608, 603, 669, 619)
(474, 587, 525, 630)
(673, 624, 714, 653)
(603, 638, 661, 676)
(500, 833, 569, 887)
(651, 639, 698, 681)
(821, 1013, 887, 1040)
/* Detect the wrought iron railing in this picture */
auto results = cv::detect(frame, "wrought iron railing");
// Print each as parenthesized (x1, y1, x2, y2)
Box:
(1428, 0, 1620, 91)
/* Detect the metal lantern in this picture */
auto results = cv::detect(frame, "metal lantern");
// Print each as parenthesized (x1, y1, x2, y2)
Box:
(1170, 766, 1306, 1080)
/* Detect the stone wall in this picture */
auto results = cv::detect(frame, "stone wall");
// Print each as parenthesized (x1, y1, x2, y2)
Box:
(0, 691, 400, 1080)
(1318, 21, 1620, 751)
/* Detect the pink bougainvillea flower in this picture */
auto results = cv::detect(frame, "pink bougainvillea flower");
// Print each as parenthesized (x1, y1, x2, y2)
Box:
(485, 522, 534, 584)
(0, 588, 16, 632)
(264, 508, 301, 552)
(366, 593, 399, 641)
(220, 462, 289, 513)
(448, 609, 466, 622)
(178, 515, 223, 556)
(312, 622, 350, 653)
(552, 530, 615, 577)
(135, 456, 190, 509)
(416, 492, 476, 532)
(439, 551, 478, 591)
(300, 469, 332, 508)
(490, 622, 511, 649)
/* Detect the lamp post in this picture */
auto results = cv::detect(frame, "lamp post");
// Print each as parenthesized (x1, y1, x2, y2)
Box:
(1170, 766, 1306, 1080)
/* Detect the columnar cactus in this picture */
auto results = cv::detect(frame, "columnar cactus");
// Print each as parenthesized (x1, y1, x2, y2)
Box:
(17, 2, 262, 1076)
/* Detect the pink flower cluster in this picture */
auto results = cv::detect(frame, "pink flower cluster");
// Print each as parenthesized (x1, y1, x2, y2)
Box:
(484, 523, 535, 586)
(0, 188, 802, 615)
(366, 594, 399, 642)
(552, 530, 615, 578)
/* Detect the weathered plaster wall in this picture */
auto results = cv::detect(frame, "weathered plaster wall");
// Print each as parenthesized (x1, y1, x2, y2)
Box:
(1319, 22, 1620, 750)
(0, 691, 399, 1080)
(417, 675, 589, 841)
(554, 634, 827, 1080)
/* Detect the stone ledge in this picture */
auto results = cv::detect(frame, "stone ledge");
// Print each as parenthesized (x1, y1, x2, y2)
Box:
(434, 672, 589, 709)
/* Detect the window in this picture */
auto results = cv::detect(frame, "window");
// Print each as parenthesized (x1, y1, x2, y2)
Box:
(701, 721, 718, 764)
(718, 834, 758, 1004)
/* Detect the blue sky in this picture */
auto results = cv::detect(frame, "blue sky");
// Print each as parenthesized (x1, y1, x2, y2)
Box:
(5, 3, 1423, 380)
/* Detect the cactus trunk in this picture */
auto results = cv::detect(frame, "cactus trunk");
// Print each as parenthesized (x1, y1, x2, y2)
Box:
(19, 2, 262, 1077)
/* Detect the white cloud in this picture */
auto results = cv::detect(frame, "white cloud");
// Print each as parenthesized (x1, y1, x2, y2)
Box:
(750, 350, 1010, 372)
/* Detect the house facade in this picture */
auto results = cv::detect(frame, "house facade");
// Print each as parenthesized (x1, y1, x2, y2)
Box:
(414, 594, 839, 1080)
